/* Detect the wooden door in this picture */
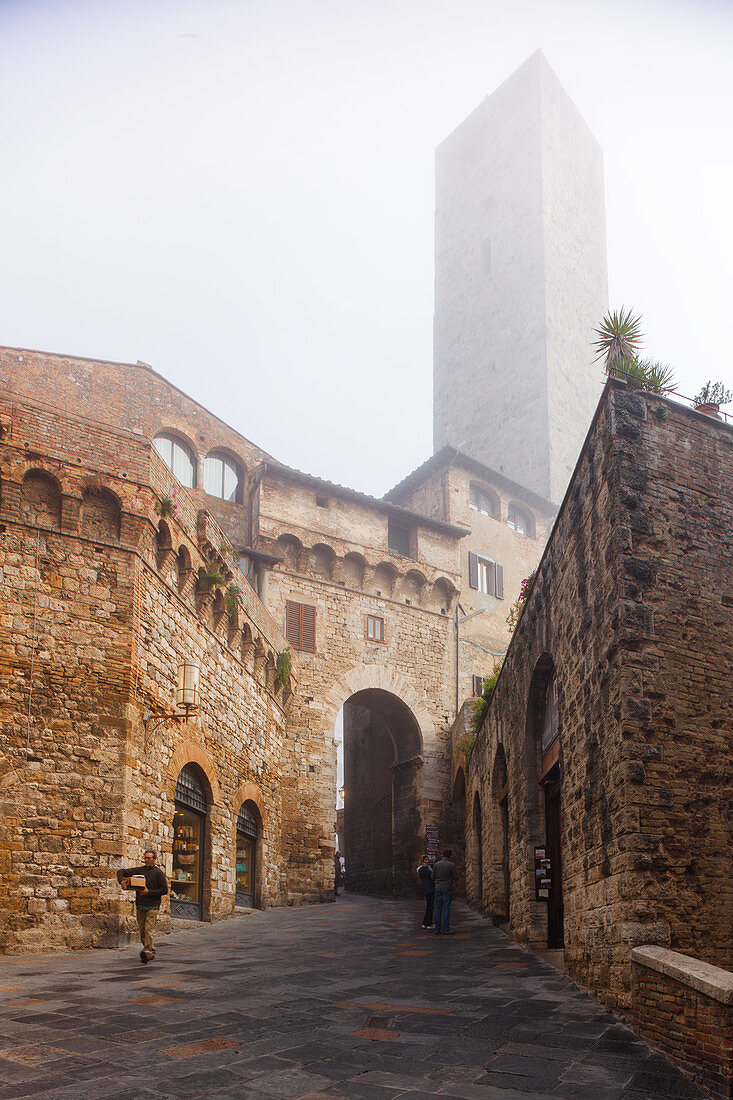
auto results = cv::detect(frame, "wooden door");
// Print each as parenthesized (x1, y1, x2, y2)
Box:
(545, 778, 564, 948)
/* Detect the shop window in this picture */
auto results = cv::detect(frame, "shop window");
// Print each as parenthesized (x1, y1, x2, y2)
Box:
(388, 522, 411, 556)
(235, 802, 259, 907)
(171, 765, 207, 921)
(366, 615, 384, 642)
(468, 551, 504, 598)
(285, 599, 316, 652)
(508, 503, 535, 537)
(153, 433, 196, 488)
(203, 451, 243, 503)
(469, 484, 498, 518)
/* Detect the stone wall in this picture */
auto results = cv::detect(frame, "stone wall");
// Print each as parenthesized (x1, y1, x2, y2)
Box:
(461, 381, 733, 1010)
(631, 947, 733, 1100)
(0, 396, 296, 952)
(253, 466, 463, 897)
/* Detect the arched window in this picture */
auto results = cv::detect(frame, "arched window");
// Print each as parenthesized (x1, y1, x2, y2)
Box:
(153, 434, 196, 488)
(203, 451, 243, 503)
(507, 503, 534, 537)
(469, 484, 498, 518)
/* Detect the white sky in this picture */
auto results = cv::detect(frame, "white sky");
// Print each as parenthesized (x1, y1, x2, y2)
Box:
(1, 0, 731, 496)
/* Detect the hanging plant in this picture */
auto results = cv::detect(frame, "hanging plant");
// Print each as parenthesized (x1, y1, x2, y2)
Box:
(506, 571, 536, 631)
(224, 583, 242, 617)
(275, 648, 292, 691)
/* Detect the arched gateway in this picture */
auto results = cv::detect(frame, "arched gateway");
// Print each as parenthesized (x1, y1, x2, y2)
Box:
(341, 688, 423, 896)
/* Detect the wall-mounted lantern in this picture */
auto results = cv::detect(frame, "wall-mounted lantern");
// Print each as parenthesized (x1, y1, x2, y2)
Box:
(176, 662, 201, 719)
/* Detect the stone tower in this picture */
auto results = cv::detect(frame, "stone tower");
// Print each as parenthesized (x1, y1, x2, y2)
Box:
(433, 51, 608, 504)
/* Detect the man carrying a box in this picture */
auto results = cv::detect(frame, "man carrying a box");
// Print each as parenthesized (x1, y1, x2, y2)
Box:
(117, 849, 168, 964)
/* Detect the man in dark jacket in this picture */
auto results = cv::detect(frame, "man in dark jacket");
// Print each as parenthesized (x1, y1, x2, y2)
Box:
(117, 849, 168, 963)
(431, 849, 458, 935)
(417, 855, 435, 929)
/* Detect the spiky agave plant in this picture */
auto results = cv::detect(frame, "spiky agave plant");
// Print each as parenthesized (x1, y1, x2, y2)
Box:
(593, 308, 645, 373)
(636, 358, 676, 395)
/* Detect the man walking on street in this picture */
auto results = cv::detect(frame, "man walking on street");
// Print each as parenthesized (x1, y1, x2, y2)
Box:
(432, 849, 458, 935)
(417, 854, 435, 929)
(117, 849, 168, 963)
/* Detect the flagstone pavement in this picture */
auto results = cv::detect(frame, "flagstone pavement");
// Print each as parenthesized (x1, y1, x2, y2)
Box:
(0, 894, 708, 1099)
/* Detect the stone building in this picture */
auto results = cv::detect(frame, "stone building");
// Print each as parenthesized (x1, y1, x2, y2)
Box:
(385, 445, 556, 704)
(433, 51, 609, 503)
(0, 389, 296, 952)
(0, 346, 478, 947)
(454, 380, 733, 1010)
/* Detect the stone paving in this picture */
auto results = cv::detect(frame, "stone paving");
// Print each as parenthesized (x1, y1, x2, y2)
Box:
(0, 895, 707, 1100)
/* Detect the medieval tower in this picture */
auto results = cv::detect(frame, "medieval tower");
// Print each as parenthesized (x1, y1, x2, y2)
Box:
(432, 51, 608, 504)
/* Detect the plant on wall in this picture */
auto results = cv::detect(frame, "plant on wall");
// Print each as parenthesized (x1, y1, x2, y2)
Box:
(471, 658, 504, 734)
(693, 381, 732, 409)
(204, 567, 226, 589)
(224, 583, 242, 617)
(155, 494, 177, 518)
(506, 570, 536, 631)
(275, 648, 292, 691)
(592, 309, 676, 395)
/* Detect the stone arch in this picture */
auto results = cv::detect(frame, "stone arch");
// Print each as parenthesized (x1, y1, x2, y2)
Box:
(276, 533, 302, 572)
(167, 740, 221, 806)
(341, 551, 367, 589)
(429, 575, 457, 614)
(471, 790, 484, 908)
(80, 486, 121, 541)
(310, 542, 335, 581)
(231, 780, 267, 910)
(400, 568, 427, 605)
(322, 664, 435, 747)
(449, 766, 467, 887)
(176, 545, 193, 594)
(490, 743, 510, 925)
(369, 561, 398, 599)
(21, 468, 62, 528)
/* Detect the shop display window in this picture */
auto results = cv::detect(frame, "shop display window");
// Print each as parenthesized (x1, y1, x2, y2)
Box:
(171, 765, 207, 921)
(235, 801, 258, 908)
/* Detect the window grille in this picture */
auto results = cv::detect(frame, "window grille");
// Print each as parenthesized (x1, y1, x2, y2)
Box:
(174, 765, 207, 813)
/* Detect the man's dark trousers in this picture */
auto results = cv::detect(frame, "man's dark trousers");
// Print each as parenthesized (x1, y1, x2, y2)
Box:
(434, 885, 452, 933)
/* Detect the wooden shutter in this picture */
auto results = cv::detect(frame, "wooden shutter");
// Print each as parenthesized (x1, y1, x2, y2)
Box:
(285, 600, 301, 647)
(468, 552, 478, 589)
(494, 562, 504, 599)
(472, 675, 484, 696)
(300, 603, 316, 652)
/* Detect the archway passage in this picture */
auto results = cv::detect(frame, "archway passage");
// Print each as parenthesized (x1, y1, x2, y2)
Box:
(342, 689, 422, 896)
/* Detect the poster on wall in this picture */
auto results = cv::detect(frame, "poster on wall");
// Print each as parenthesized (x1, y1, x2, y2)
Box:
(425, 825, 439, 864)
(534, 846, 551, 901)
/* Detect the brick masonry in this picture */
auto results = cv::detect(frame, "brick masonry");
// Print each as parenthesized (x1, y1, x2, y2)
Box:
(631, 946, 733, 1100)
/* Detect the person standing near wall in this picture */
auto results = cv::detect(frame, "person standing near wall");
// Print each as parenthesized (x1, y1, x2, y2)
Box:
(417, 855, 435, 929)
(432, 849, 458, 935)
(117, 849, 168, 964)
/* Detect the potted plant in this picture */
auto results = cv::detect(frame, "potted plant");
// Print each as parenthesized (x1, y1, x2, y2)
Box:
(693, 381, 732, 416)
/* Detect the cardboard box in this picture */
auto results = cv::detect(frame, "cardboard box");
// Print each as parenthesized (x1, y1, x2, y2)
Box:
(130, 875, 146, 888)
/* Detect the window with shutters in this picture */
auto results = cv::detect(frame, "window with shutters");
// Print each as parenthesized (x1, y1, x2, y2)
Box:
(366, 615, 384, 643)
(285, 599, 316, 652)
(507, 503, 535, 538)
(388, 522, 411, 557)
(472, 674, 485, 697)
(468, 551, 504, 599)
(469, 484, 498, 518)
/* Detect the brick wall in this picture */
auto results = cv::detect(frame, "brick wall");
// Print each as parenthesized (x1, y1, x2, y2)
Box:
(631, 946, 733, 1100)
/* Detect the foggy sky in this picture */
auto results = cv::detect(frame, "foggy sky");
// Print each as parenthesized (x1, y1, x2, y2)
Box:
(1, 0, 731, 495)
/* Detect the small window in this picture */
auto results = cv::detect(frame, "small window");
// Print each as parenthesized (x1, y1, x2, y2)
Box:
(285, 599, 316, 652)
(316, 496, 329, 508)
(472, 674, 485, 697)
(388, 522, 411, 556)
(468, 552, 504, 598)
(469, 484, 497, 518)
(203, 451, 243, 503)
(366, 615, 384, 643)
(508, 503, 533, 537)
(154, 434, 196, 488)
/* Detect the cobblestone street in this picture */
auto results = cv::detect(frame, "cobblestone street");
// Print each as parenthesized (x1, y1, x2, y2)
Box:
(0, 896, 706, 1099)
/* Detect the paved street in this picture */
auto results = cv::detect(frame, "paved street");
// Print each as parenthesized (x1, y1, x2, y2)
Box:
(0, 895, 706, 1099)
